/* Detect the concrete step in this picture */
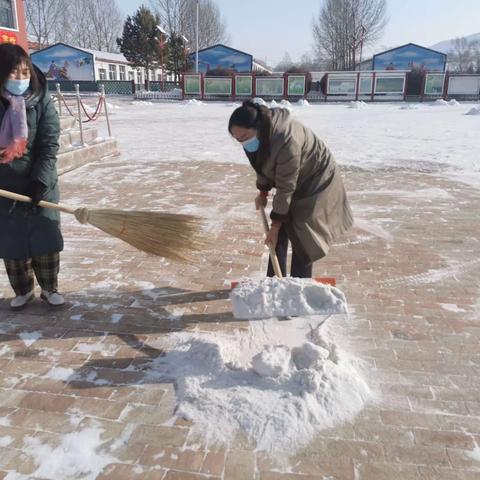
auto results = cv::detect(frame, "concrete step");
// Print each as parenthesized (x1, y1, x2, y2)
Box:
(57, 138, 119, 175)
(59, 116, 76, 130)
(59, 126, 99, 150)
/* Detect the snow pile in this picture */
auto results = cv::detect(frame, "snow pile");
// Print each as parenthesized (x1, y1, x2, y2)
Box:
(433, 99, 460, 107)
(466, 105, 480, 115)
(230, 277, 348, 319)
(349, 100, 368, 109)
(296, 98, 310, 107)
(144, 320, 373, 456)
(280, 99, 292, 107)
(185, 99, 205, 106)
(252, 97, 267, 106)
(269, 99, 278, 107)
(400, 103, 418, 110)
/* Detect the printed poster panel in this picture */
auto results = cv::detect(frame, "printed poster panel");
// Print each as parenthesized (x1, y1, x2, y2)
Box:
(31, 44, 94, 81)
(235, 76, 253, 95)
(375, 76, 405, 94)
(424, 74, 445, 95)
(287, 75, 306, 96)
(256, 78, 284, 96)
(184, 75, 201, 94)
(328, 77, 356, 94)
(204, 77, 232, 95)
(359, 76, 373, 94)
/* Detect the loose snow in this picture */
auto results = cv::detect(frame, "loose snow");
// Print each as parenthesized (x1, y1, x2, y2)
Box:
(142, 319, 374, 457)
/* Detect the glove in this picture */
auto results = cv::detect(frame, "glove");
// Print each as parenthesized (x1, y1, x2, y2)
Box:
(29, 180, 47, 213)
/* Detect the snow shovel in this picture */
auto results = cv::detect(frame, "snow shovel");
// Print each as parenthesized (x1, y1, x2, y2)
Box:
(230, 206, 348, 320)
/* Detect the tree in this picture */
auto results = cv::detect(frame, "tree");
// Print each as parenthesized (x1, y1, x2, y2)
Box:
(275, 52, 294, 72)
(117, 6, 162, 86)
(182, 0, 228, 48)
(151, 0, 228, 48)
(165, 32, 192, 81)
(313, 0, 388, 71)
(25, 0, 66, 47)
(448, 37, 477, 73)
(27, 0, 124, 52)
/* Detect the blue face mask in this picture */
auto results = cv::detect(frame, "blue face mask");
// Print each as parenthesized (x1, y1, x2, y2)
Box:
(5, 79, 30, 96)
(242, 136, 260, 153)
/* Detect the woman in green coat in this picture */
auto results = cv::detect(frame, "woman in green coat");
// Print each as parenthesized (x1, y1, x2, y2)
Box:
(0, 44, 64, 310)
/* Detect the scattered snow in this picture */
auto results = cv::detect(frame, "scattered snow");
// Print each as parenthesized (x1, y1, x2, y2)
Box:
(46, 367, 75, 381)
(21, 426, 115, 480)
(110, 313, 123, 323)
(0, 436, 13, 447)
(18, 331, 42, 347)
(440, 303, 466, 313)
(230, 277, 348, 319)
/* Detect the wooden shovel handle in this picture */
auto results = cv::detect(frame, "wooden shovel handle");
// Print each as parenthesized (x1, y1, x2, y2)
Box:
(0, 188, 77, 215)
(259, 206, 283, 278)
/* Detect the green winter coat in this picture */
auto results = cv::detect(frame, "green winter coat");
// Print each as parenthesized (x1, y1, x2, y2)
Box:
(0, 69, 63, 260)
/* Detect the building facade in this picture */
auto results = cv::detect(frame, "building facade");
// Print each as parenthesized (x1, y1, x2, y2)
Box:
(30, 42, 174, 85)
(372, 43, 447, 72)
(0, 0, 28, 49)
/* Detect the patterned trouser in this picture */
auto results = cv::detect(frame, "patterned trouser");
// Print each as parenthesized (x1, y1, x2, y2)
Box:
(3, 252, 60, 296)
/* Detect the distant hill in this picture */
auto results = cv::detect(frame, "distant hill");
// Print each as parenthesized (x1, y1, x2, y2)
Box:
(431, 32, 480, 53)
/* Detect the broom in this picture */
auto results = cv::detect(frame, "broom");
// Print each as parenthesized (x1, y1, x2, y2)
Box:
(0, 188, 207, 262)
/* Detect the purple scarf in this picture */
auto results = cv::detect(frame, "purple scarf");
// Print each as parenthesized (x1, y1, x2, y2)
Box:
(0, 92, 28, 164)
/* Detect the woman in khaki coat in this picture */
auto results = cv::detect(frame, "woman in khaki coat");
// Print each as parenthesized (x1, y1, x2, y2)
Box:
(228, 100, 353, 278)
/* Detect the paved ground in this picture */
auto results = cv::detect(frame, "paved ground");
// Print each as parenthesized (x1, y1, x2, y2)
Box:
(0, 152, 479, 479)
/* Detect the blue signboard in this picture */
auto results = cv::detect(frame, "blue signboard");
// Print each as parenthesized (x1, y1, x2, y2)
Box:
(188, 44, 252, 73)
(373, 43, 446, 72)
(31, 43, 95, 81)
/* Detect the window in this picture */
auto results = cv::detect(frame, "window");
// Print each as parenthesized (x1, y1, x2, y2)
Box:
(150, 69, 156, 81)
(0, 0, 16, 29)
(136, 70, 142, 85)
(119, 65, 126, 81)
(108, 64, 117, 80)
(98, 68, 107, 80)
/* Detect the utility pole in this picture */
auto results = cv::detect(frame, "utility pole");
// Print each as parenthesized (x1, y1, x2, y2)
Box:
(196, 0, 199, 72)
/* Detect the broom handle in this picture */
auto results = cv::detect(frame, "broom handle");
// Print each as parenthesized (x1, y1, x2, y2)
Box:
(0, 188, 77, 215)
(259, 206, 283, 279)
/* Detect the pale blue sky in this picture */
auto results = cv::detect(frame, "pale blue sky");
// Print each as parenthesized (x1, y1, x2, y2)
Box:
(117, 0, 480, 65)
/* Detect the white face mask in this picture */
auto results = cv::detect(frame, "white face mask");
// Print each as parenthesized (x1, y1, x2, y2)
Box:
(6, 79, 30, 96)
(241, 135, 260, 153)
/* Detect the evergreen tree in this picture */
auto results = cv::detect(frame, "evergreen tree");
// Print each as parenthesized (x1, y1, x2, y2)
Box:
(117, 6, 161, 87)
(165, 33, 192, 82)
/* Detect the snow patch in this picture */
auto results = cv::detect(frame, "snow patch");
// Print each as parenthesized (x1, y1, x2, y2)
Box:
(46, 367, 75, 381)
(21, 426, 115, 480)
(18, 331, 42, 347)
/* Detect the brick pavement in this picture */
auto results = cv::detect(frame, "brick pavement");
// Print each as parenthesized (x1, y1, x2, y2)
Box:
(0, 155, 479, 479)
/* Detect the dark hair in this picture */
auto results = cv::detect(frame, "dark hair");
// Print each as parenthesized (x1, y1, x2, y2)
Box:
(0, 44, 40, 95)
(228, 100, 273, 161)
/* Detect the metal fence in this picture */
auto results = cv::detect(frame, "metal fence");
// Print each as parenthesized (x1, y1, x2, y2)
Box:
(47, 80, 180, 95)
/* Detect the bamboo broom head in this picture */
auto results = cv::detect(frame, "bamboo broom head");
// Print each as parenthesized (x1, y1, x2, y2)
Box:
(74, 208, 208, 262)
